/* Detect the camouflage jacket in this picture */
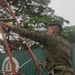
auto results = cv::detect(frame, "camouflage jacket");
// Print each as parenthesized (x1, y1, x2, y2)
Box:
(11, 27, 73, 72)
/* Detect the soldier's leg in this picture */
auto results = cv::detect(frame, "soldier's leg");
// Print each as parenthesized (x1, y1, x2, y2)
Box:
(55, 71, 75, 75)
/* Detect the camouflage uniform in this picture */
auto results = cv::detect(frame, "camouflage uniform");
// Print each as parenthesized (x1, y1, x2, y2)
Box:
(11, 27, 75, 75)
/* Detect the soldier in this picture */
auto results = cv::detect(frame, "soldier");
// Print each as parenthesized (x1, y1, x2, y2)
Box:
(4, 22, 75, 75)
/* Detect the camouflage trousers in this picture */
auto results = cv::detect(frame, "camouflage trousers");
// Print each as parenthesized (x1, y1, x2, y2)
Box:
(54, 72, 75, 75)
(47, 69, 75, 75)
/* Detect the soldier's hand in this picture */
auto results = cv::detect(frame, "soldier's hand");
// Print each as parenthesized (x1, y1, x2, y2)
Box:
(4, 22, 14, 29)
(41, 62, 47, 68)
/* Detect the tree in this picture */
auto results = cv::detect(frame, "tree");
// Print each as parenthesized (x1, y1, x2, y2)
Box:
(62, 26, 75, 43)
(0, 0, 69, 30)
(0, 0, 70, 52)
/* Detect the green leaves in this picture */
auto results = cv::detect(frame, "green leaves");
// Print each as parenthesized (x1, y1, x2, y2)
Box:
(62, 26, 75, 43)
(0, 0, 73, 49)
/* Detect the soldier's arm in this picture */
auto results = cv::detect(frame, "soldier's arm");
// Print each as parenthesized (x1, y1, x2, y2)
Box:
(4, 22, 57, 46)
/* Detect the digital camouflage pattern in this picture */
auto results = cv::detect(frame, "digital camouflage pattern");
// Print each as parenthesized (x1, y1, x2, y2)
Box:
(11, 27, 75, 75)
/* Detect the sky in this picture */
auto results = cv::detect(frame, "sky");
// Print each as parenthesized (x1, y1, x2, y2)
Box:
(49, 0, 75, 26)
